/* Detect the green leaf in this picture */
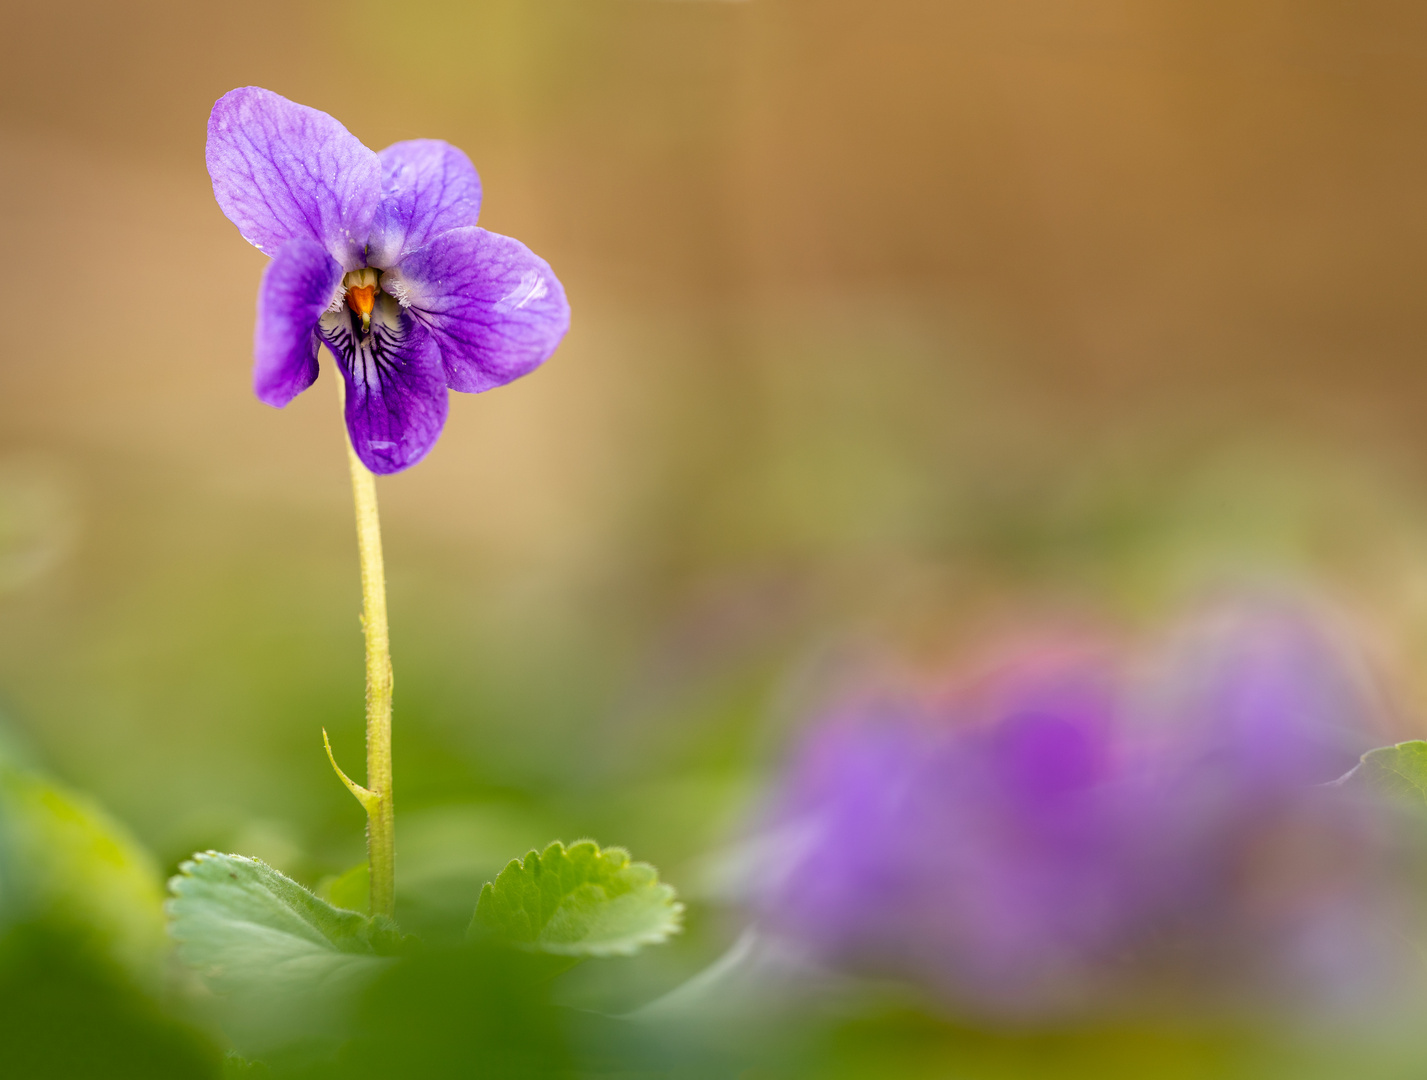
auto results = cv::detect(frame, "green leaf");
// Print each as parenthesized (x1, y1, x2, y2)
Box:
(1338, 740, 1427, 805)
(316, 861, 370, 914)
(471, 840, 683, 957)
(167, 851, 400, 1056)
(0, 763, 169, 986)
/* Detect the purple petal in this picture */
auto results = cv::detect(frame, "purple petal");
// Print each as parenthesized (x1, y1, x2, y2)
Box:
(207, 87, 382, 271)
(254, 239, 342, 407)
(384, 227, 570, 393)
(366, 140, 483, 269)
(318, 302, 449, 474)
(1163, 603, 1373, 789)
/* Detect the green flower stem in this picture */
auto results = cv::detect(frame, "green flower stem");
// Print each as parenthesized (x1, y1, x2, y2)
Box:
(346, 441, 395, 919)
(327, 377, 396, 920)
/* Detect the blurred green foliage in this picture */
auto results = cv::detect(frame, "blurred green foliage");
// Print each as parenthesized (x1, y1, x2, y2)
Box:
(0, 747, 220, 1077)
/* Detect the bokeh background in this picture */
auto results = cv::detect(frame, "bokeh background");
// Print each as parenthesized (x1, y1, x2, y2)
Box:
(6, 0, 1427, 1046)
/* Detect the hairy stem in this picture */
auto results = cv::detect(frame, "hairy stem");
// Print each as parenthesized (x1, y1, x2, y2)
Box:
(337, 381, 395, 919)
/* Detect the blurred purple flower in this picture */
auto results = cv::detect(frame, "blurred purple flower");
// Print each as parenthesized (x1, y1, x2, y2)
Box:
(206, 87, 570, 473)
(754, 605, 1413, 1019)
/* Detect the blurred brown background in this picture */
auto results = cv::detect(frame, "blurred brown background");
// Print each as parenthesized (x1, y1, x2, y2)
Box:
(3, 0, 1427, 914)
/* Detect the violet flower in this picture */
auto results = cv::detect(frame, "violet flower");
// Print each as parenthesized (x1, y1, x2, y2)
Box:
(753, 607, 1414, 1020)
(206, 87, 570, 473)
(758, 649, 1158, 1014)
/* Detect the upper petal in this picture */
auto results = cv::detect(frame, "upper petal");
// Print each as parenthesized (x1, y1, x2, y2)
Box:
(207, 87, 382, 271)
(319, 301, 449, 474)
(384, 227, 570, 393)
(254, 238, 343, 407)
(366, 140, 483, 269)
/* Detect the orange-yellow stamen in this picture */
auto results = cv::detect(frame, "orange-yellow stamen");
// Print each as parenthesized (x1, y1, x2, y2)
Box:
(346, 284, 377, 320)
(340, 268, 380, 332)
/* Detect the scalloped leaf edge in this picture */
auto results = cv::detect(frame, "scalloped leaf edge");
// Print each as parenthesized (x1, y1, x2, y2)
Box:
(167, 850, 403, 960)
(471, 839, 684, 958)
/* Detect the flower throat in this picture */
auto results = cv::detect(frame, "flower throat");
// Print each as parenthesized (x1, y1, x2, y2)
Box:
(342, 267, 381, 333)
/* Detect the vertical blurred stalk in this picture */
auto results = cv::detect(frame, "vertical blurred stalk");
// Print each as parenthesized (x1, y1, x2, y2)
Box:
(324, 378, 396, 920)
(345, 439, 395, 919)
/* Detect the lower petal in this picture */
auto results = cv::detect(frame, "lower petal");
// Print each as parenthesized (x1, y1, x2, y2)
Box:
(383, 226, 570, 393)
(319, 301, 449, 474)
(254, 239, 342, 407)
